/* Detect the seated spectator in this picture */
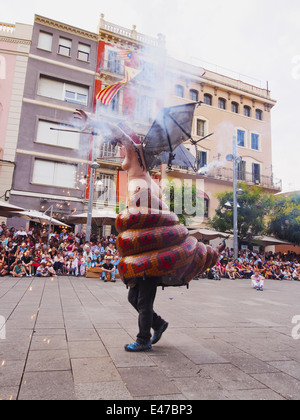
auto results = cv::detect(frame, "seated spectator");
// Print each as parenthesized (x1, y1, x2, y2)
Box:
(0, 258, 8, 277)
(53, 252, 64, 274)
(10, 260, 26, 277)
(36, 262, 50, 277)
(292, 266, 300, 281)
(225, 260, 237, 280)
(251, 269, 265, 291)
(22, 250, 33, 276)
(101, 257, 116, 282)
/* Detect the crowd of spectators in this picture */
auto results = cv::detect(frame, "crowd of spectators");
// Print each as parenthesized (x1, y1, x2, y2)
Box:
(0, 222, 120, 280)
(1, 221, 300, 284)
(215, 247, 300, 281)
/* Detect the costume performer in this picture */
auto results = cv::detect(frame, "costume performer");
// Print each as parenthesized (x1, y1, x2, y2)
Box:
(74, 109, 224, 352)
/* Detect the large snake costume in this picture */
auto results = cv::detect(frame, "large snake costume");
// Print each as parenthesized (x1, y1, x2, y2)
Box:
(74, 109, 224, 288)
(110, 124, 223, 288)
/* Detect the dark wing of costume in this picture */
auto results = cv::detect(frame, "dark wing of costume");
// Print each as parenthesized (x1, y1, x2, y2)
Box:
(155, 144, 196, 169)
(142, 102, 201, 171)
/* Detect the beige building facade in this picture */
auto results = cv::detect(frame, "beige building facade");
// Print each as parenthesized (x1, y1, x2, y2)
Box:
(163, 57, 280, 225)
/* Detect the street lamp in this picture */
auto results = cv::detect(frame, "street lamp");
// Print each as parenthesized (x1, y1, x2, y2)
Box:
(85, 160, 101, 242)
(226, 136, 244, 259)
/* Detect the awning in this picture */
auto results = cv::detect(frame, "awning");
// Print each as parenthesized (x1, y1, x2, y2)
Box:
(188, 228, 230, 241)
(252, 236, 292, 246)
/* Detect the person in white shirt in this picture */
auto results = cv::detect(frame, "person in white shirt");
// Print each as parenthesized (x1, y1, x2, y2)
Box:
(251, 269, 265, 291)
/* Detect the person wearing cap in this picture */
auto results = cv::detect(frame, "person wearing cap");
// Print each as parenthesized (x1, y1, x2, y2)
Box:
(101, 256, 116, 282)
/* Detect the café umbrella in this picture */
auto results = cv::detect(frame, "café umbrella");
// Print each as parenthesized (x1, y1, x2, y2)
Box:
(0, 200, 25, 217)
(68, 208, 117, 226)
(14, 209, 70, 227)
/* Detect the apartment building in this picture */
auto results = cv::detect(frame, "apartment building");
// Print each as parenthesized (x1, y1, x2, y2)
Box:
(93, 15, 280, 230)
(164, 57, 280, 224)
(3, 13, 280, 233)
(0, 22, 32, 203)
(9, 15, 98, 227)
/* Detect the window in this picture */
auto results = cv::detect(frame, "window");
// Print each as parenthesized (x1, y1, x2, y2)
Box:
(38, 76, 89, 106)
(58, 37, 72, 57)
(65, 89, 88, 106)
(231, 102, 239, 113)
(251, 133, 259, 150)
(204, 94, 212, 106)
(218, 98, 226, 110)
(252, 163, 261, 184)
(189, 89, 199, 102)
(37, 31, 53, 52)
(175, 84, 184, 98)
(197, 150, 207, 170)
(77, 43, 91, 62)
(32, 159, 76, 189)
(196, 119, 206, 137)
(109, 91, 120, 113)
(244, 105, 251, 117)
(140, 60, 156, 84)
(135, 95, 153, 122)
(36, 120, 80, 149)
(237, 129, 245, 147)
(107, 50, 122, 74)
(96, 174, 116, 204)
(255, 109, 263, 120)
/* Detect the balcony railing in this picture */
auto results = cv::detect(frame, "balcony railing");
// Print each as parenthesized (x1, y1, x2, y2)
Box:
(198, 166, 282, 191)
(0, 23, 15, 34)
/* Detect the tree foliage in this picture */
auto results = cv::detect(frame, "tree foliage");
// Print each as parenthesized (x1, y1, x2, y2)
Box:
(268, 194, 300, 245)
(209, 183, 275, 240)
(163, 178, 204, 226)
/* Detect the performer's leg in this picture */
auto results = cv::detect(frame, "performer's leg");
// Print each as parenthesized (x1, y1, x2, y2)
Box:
(127, 277, 167, 346)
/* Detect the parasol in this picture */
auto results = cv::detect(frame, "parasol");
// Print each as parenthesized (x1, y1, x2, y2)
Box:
(68, 208, 117, 226)
(0, 200, 25, 218)
(14, 210, 70, 227)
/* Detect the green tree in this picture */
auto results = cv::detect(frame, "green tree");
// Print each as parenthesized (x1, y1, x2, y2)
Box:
(210, 183, 275, 241)
(268, 194, 300, 245)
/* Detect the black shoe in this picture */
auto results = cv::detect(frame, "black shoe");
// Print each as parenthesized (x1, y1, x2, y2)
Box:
(151, 322, 168, 345)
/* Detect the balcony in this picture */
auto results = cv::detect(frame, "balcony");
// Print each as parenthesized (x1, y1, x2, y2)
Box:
(198, 166, 282, 191)
(0, 23, 15, 34)
(99, 14, 166, 48)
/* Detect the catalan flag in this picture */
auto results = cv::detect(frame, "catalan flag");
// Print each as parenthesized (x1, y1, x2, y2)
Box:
(116, 49, 133, 61)
(96, 66, 141, 105)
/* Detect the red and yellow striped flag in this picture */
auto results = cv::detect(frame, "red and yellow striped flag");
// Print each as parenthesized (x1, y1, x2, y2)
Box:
(96, 66, 140, 105)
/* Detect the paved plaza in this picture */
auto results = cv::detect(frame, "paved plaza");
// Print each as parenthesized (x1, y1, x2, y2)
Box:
(0, 274, 300, 400)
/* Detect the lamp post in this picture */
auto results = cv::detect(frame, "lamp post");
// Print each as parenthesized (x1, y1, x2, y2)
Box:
(226, 136, 243, 260)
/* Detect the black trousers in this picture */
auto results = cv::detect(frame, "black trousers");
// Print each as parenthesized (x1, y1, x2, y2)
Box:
(128, 277, 166, 345)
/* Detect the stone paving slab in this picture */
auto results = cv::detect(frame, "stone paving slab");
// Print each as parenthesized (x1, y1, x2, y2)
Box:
(0, 275, 300, 400)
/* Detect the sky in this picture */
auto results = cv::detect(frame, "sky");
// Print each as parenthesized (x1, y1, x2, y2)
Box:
(2, 0, 300, 192)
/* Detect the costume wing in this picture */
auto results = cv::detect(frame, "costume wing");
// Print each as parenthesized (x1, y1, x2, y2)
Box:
(142, 102, 201, 171)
